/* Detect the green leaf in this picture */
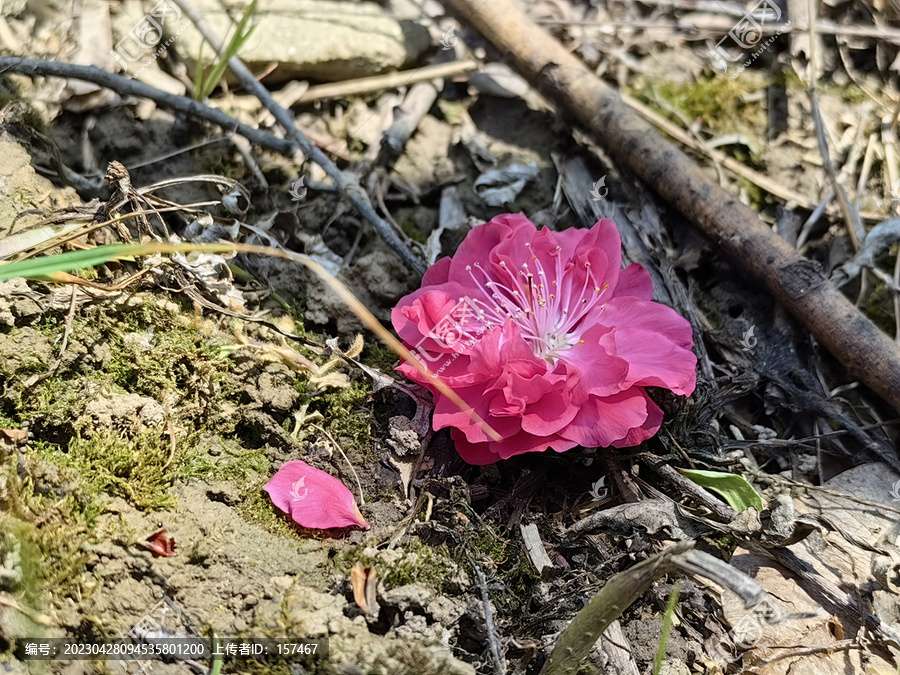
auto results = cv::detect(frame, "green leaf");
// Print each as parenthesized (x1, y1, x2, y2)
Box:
(0, 243, 142, 280)
(678, 468, 763, 512)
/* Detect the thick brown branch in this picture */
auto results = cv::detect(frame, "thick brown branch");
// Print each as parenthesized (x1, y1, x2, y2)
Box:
(447, 0, 900, 415)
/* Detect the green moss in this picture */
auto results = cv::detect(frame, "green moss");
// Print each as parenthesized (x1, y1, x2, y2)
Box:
(180, 441, 269, 483)
(776, 68, 867, 104)
(363, 342, 401, 374)
(17, 299, 233, 432)
(776, 68, 803, 90)
(1, 291, 408, 644)
(468, 523, 539, 621)
(0, 515, 39, 603)
(399, 218, 429, 245)
(831, 85, 866, 105)
(711, 534, 736, 553)
(0, 457, 96, 602)
(737, 177, 768, 212)
(236, 482, 299, 538)
(309, 379, 375, 459)
(863, 273, 897, 336)
(8, 299, 246, 515)
(26, 370, 97, 426)
(15, 357, 47, 378)
(98, 306, 230, 413)
(336, 538, 459, 591)
(35, 431, 183, 510)
(632, 76, 767, 137)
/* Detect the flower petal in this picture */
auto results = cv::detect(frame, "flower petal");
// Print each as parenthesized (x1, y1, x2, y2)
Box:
(446, 214, 534, 285)
(557, 324, 628, 398)
(560, 388, 652, 447)
(598, 297, 697, 396)
(614, 263, 653, 301)
(422, 255, 452, 286)
(612, 393, 664, 447)
(264, 460, 369, 531)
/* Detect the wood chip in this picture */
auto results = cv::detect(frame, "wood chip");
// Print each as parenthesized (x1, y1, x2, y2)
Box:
(520, 523, 554, 575)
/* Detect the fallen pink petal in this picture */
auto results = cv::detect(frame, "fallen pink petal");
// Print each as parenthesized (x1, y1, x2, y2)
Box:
(141, 527, 177, 557)
(264, 460, 369, 531)
(392, 214, 698, 464)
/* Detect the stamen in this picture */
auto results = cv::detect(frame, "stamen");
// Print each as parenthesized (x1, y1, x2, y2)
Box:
(456, 237, 612, 363)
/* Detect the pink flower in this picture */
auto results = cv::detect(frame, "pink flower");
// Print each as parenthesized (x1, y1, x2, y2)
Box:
(264, 460, 369, 531)
(391, 215, 697, 465)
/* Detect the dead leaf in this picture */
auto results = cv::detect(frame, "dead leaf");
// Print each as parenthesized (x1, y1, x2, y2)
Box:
(350, 562, 379, 616)
(473, 162, 538, 206)
(716, 462, 900, 673)
(0, 428, 27, 447)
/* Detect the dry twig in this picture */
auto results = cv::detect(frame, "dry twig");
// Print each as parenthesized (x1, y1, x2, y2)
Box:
(804, 0, 864, 250)
(297, 59, 479, 104)
(0, 53, 426, 273)
(0, 57, 293, 155)
(472, 560, 506, 675)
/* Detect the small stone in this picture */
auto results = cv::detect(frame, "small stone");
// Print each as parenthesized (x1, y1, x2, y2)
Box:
(167, 0, 430, 84)
(378, 548, 404, 566)
(386, 416, 420, 456)
(207, 482, 242, 506)
(270, 575, 294, 592)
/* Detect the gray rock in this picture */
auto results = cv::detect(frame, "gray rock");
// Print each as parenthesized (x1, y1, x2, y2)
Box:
(380, 583, 434, 612)
(162, 0, 430, 83)
(0, 280, 42, 327)
(427, 594, 466, 626)
(0, 0, 25, 16)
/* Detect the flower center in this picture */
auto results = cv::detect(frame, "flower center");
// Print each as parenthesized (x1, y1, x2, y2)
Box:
(464, 243, 608, 362)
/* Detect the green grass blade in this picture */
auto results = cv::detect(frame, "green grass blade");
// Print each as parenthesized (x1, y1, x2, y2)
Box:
(652, 580, 681, 675)
(0, 243, 141, 280)
(209, 633, 224, 675)
(678, 468, 764, 512)
(196, 0, 258, 100)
